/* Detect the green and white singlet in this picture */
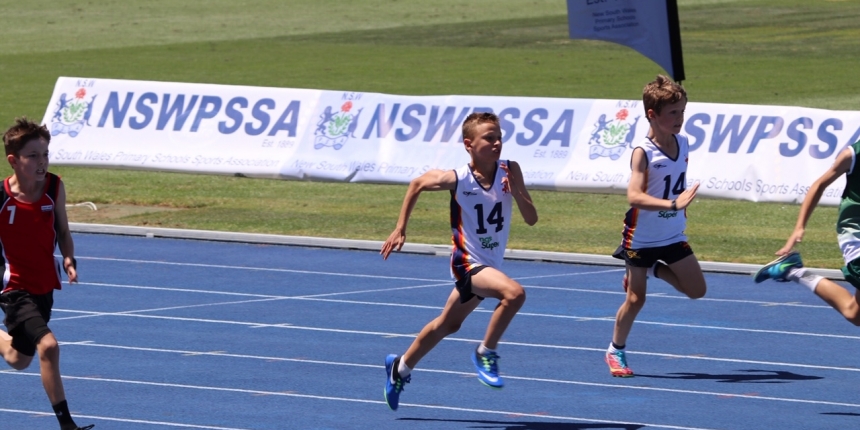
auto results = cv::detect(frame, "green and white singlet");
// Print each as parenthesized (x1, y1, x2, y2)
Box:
(837, 141, 860, 264)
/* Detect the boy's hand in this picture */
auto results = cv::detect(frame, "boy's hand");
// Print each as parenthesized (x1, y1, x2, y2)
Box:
(380, 229, 406, 260)
(500, 162, 511, 193)
(63, 257, 78, 283)
(675, 181, 700, 210)
(777, 229, 804, 256)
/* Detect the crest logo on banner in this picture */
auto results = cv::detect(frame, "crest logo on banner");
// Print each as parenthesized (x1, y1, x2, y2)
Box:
(313, 101, 364, 150)
(51, 87, 97, 138)
(588, 109, 641, 160)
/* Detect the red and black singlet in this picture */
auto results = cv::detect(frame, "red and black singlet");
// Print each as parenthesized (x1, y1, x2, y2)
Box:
(0, 173, 62, 295)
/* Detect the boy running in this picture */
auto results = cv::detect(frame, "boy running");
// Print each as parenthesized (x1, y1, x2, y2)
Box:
(606, 75, 706, 377)
(380, 112, 538, 410)
(754, 139, 860, 326)
(0, 118, 93, 430)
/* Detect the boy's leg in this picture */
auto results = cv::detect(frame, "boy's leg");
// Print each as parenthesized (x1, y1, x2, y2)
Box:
(37, 332, 91, 430)
(0, 329, 34, 370)
(655, 254, 707, 299)
(385, 288, 480, 411)
(756, 252, 860, 324)
(401, 288, 481, 369)
(468, 267, 526, 350)
(466, 267, 525, 388)
(812, 279, 860, 325)
(607, 265, 647, 377)
(612, 266, 647, 347)
(782, 255, 860, 325)
(37, 332, 66, 405)
(0, 292, 36, 370)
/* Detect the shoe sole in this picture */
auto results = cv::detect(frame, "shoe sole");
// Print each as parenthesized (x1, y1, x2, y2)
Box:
(477, 378, 504, 389)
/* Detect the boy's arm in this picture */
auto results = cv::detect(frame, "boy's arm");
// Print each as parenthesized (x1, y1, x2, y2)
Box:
(54, 181, 77, 283)
(777, 147, 853, 255)
(627, 148, 699, 210)
(380, 169, 457, 260)
(501, 161, 537, 226)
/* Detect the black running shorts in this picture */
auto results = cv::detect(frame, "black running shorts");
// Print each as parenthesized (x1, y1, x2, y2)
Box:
(0, 290, 53, 356)
(842, 258, 860, 290)
(612, 241, 694, 268)
(454, 265, 488, 304)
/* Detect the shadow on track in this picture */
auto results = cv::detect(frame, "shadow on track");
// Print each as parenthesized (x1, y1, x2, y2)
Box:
(821, 412, 860, 417)
(397, 418, 644, 429)
(634, 369, 823, 384)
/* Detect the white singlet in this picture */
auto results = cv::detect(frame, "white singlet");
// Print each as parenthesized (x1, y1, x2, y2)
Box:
(620, 134, 689, 249)
(449, 161, 512, 281)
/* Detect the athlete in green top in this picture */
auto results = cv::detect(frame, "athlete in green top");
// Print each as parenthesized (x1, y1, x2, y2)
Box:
(755, 140, 860, 326)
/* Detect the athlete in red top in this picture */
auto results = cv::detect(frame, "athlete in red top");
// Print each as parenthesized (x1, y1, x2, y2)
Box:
(0, 171, 66, 294)
(0, 118, 92, 430)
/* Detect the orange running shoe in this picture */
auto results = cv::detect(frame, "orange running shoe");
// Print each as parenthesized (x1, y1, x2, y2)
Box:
(605, 349, 634, 377)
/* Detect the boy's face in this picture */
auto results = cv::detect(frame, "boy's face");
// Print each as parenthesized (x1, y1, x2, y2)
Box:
(465, 122, 502, 162)
(649, 98, 687, 135)
(8, 137, 49, 182)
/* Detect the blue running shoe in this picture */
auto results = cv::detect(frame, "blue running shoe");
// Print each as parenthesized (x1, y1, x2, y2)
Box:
(472, 349, 504, 389)
(384, 354, 410, 411)
(753, 251, 803, 283)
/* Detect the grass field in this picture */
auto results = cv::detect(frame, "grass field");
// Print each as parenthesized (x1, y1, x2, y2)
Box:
(2, 0, 859, 268)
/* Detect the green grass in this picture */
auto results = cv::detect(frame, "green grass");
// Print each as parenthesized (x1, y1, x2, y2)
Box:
(0, 0, 857, 268)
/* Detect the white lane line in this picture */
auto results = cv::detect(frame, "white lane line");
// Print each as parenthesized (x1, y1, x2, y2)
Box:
(15, 341, 860, 413)
(0, 370, 760, 430)
(525, 285, 831, 309)
(53, 283, 860, 341)
(68, 256, 830, 310)
(0, 407, 249, 429)
(76, 255, 444, 282)
(513, 268, 626, 280)
(51, 282, 450, 321)
(75, 280, 449, 299)
(54, 316, 860, 373)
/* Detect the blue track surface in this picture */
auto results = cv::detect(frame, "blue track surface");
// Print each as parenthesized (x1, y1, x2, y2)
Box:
(1, 233, 858, 429)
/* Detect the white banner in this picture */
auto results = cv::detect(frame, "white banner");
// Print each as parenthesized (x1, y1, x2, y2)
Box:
(43, 77, 860, 205)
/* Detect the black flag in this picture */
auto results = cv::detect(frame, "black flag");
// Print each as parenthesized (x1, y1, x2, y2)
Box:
(567, 0, 685, 82)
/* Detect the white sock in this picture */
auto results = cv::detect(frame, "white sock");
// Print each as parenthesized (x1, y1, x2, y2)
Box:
(608, 342, 623, 353)
(476, 343, 495, 356)
(786, 267, 823, 292)
(397, 359, 412, 379)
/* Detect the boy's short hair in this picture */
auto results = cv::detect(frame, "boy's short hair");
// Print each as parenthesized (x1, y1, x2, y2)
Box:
(3, 117, 50, 156)
(642, 74, 687, 117)
(462, 112, 500, 141)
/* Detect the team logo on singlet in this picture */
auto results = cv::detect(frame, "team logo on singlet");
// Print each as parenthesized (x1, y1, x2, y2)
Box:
(588, 108, 641, 161)
(313, 99, 364, 150)
(50, 85, 98, 138)
(480, 236, 500, 250)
